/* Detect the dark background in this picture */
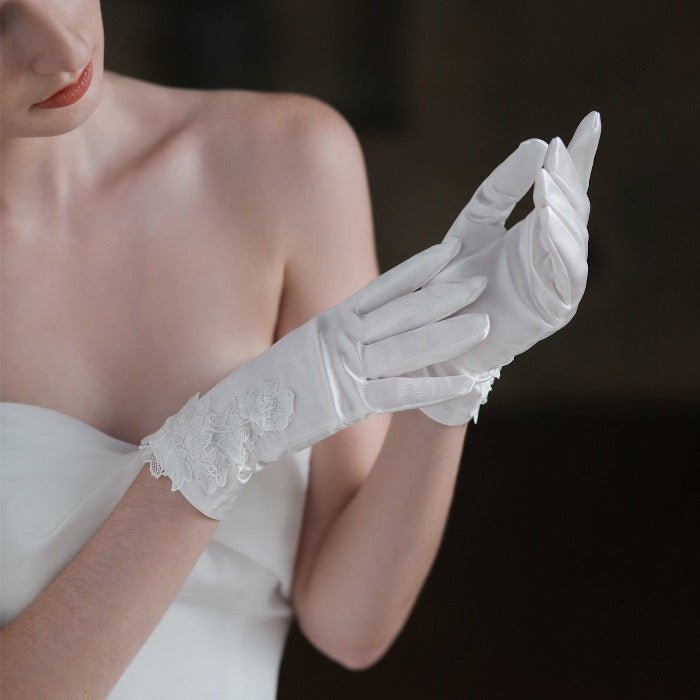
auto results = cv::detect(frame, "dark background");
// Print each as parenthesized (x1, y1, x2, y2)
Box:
(101, 1, 698, 697)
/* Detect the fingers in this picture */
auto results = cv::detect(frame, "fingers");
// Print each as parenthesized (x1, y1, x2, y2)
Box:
(533, 168, 588, 309)
(543, 137, 591, 225)
(455, 138, 547, 228)
(354, 238, 461, 314)
(361, 277, 487, 343)
(534, 168, 588, 248)
(363, 373, 476, 413)
(537, 205, 588, 308)
(363, 313, 490, 379)
(566, 111, 602, 192)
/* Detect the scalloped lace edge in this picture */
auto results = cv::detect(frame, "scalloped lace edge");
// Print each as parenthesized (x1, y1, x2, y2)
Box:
(138, 379, 295, 501)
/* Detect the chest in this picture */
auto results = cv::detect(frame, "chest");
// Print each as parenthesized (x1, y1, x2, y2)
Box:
(1, 192, 284, 446)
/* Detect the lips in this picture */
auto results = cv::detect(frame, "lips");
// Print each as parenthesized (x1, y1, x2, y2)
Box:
(32, 60, 93, 109)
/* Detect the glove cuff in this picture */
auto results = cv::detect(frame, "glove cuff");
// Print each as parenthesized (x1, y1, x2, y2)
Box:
(139, 381, 295, 520)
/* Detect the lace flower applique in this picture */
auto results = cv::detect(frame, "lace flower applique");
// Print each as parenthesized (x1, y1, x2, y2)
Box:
(139, 379, 295, 497)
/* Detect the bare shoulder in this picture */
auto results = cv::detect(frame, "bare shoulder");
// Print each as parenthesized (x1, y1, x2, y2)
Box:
(186, 88, 382, 346)
(195, 89, 363, 177)
(105, 73, 367, 258)
(190, 89, 371, 257)
(105, 72, 364, 199)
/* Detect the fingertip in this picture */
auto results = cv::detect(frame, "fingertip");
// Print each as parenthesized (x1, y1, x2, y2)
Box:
(515, 138, 548, 172)
(457, 374, 476, 396)
(477, 312, 490, 339)
(579, 110, 602, 135)
(474, 274, 488, 292)
(518, 137, 548, 155)
(464, 274, 488, 299)
(461, 311, 490, 342)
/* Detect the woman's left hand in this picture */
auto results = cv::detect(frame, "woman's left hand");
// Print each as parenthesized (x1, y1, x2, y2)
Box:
(414, 111, 602, 426)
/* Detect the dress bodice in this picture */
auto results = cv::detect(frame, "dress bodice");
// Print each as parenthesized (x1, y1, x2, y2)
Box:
(0, 401, 311, 699)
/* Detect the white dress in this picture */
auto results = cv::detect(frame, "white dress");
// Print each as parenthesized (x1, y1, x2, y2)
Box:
(0, 401, 311, 699)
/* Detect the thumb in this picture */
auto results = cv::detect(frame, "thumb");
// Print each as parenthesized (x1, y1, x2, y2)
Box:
(456, 138, 548, 229)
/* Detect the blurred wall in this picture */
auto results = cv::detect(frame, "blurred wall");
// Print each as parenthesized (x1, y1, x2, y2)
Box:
(102, 0, 699, 411)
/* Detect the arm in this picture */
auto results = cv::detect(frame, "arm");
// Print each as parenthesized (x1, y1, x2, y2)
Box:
(295, 410, 468, 671)
(0, 464, 219, 698)
(284, 108, 601, 668)
(267, 95, 471, 670)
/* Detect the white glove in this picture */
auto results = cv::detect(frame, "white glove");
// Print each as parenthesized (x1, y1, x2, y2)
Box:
(415, 111, 602, 426)
(139, 237, 490, 519)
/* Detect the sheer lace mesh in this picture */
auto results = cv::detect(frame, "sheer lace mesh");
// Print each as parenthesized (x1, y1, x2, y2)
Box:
(138, 379, 295, 498)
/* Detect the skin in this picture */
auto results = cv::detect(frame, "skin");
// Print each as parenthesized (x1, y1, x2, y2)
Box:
(0, 0, 471, 691)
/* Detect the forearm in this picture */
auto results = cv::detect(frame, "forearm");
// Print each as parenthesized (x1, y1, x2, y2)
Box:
(0, 463, 219, 699)
(294, 408, 467, 669)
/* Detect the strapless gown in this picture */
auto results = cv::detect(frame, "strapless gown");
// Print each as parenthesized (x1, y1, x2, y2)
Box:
(0, 401, 311, 699)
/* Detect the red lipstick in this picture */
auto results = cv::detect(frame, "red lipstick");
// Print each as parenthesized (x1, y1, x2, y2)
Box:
(32, 60, 93, 109)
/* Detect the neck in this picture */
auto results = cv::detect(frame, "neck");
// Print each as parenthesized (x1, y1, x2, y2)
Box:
(0, 73, 118, 218)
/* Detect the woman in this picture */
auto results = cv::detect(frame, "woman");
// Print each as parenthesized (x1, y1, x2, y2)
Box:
(0, 1, 600, 697)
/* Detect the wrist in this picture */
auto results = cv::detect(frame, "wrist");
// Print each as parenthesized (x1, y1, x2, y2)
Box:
(397, 407, 469, 435)
(131, 462, 221, 526)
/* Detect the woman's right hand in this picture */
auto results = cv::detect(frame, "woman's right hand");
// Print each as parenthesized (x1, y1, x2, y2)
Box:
(416, 112, 602, 427)
(138, 236, 490, 520)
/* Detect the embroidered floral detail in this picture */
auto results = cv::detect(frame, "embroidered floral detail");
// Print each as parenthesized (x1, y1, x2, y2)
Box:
(138, 380, 295, 497)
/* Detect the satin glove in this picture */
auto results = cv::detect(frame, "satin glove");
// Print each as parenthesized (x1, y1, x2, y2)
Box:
(416, 110, 602, 426)
(139, 237, 490, 519)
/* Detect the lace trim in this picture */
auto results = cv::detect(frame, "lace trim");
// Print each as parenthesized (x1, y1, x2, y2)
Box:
(470, 366, 501, 424)
(139, 379, 295, 497)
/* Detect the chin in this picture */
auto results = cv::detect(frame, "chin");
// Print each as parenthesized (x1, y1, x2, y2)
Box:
(2, 65, 104, 139)
(37, 87, 103, 137)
